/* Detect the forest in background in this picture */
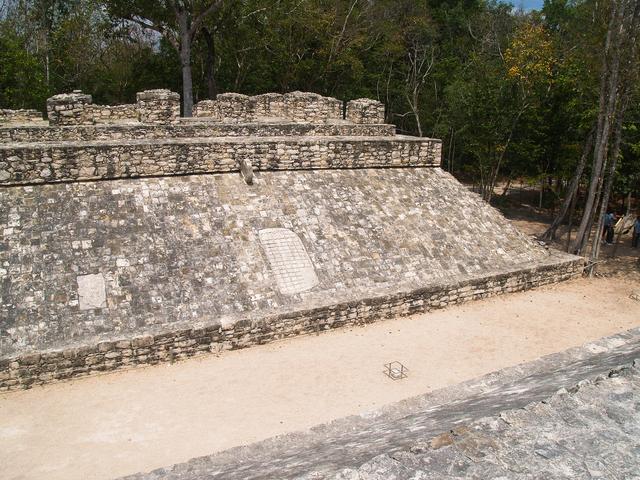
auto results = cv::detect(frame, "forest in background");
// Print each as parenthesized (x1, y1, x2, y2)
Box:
(1, 0, 639, 265)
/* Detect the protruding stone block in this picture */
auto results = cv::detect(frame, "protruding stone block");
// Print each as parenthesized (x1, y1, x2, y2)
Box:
(46, 91, 93, 126)
(136, 89, 180, 124)
(346, 98, 385, 124)
(77, 273, 107, 310)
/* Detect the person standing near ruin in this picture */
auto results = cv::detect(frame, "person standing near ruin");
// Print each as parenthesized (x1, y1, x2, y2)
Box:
(632, 215, 640, 248)
(603, 211, 615, 245)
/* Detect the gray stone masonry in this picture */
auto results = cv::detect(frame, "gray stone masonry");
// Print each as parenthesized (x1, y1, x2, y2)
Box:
(212, 93, 252, 122)
(87, 103, 138, 124)
(346, 98, 386, 124)
(118, 328, 640, 480)
(0, 167, 581, 391)
(0, 109, 44, 125)
(136, 89, 180, 124)
(252, 92, 286, 119)
(0, 255, 582, 392)
(284, 91, 343, 122)
(0, 89, 585, 393)
(0, 122, 395, 143)
(194, 92, 345, 123)
(0, 135, 441, 185)
(46, 91, 93, 126)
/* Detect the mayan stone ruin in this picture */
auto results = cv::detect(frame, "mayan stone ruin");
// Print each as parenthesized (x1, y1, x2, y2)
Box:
(0, 89, 583, 391)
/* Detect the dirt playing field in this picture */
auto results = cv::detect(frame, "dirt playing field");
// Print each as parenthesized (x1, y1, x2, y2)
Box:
(1, 274, 639, 480)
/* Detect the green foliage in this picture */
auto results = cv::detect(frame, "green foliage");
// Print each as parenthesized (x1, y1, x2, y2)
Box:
(0, 0, 638, 204)
(0, 27, 48, 109)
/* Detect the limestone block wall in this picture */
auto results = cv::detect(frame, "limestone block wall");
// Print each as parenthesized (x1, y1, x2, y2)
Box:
(252, 93, 285, 119)
(0, 123, 395, 143)
(0, 109, 44, 125)
(283, 91, 343, 122)
(192, 99, 217, 118)
(0, 135, 441, 184)
(0, 257, 583, 391)
(87, 104, 138, 124)
(46, 91, 94, 126)
(193, 92, 346, 123)
(346, 98, 385, 124)
(136, 89, 180, 123)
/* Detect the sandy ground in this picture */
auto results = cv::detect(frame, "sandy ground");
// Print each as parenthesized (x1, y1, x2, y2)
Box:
(1, 276, 640, 480)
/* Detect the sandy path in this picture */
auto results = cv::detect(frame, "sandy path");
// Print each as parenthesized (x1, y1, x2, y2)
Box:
(1, 276, 639, 480)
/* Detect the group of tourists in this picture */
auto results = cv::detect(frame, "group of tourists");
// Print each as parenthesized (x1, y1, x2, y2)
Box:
(602, 212, 640, 248)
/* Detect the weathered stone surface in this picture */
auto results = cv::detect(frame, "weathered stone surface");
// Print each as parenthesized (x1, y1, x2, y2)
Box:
(77, 273, 107, 310)
(331, 363, 640, 480)
(259, 228, 319, 295)
(346, 99, 385, 124)
(136, 89, 180, 124)
(0, 168, 580, 390)
(0, 122, 395, 143)
(0, 108, 44, 125)
(117, 328, 640, 480)
(0, 135, 441, 185)
(46, 91, 93, 126)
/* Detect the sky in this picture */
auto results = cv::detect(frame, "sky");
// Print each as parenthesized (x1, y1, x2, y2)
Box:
(515, 0, 545, 10)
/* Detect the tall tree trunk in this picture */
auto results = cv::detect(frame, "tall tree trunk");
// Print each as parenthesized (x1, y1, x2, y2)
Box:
(202, 27, 218, 99)
(588, 110, 625, 274)
(541, 128, 594, 241)
(180, 32, 194, 116)
(571, 0, 625, 254)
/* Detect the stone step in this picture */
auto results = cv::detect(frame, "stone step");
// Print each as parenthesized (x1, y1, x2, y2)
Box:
(0, 122, 395, 144)
(0, 135, 441, 185)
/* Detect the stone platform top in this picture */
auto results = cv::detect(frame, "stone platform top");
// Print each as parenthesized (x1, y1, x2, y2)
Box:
(0, 167, 568, 358)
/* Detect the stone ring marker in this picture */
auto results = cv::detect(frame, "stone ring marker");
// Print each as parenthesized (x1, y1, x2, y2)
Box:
(259, 228, 319, 295)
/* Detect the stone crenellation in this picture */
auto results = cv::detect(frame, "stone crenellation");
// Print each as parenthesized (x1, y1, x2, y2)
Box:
(0, 89, 438, 186)
(0, 108, 44, 125)
(346, 98, 386, 124)
(193, 92, 347, 123)
(46, 91, 94, 126)
(0, 257, 582, 392)
(136, 89, 180, 124)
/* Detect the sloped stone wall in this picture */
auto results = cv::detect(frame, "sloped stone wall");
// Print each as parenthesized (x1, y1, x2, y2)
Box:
(0, 256, 582, 391)
(0, 167, 582, 391)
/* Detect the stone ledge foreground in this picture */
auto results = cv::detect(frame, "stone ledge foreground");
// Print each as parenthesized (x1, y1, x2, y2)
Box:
(0, 167, 580, 391)
(120, 327, 640, 480)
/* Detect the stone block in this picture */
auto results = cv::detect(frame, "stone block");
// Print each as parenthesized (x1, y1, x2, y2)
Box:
(136, 89, 180, 124)
(46, 91, 93, 126)
(251, 93, 285, 119)
(77, 273, 107, 310)
(346, 98, 385, 124)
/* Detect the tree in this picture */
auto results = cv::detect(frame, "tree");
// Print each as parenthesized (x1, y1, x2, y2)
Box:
(106, 0, 224, 116)
(571, 0, 640, 260)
